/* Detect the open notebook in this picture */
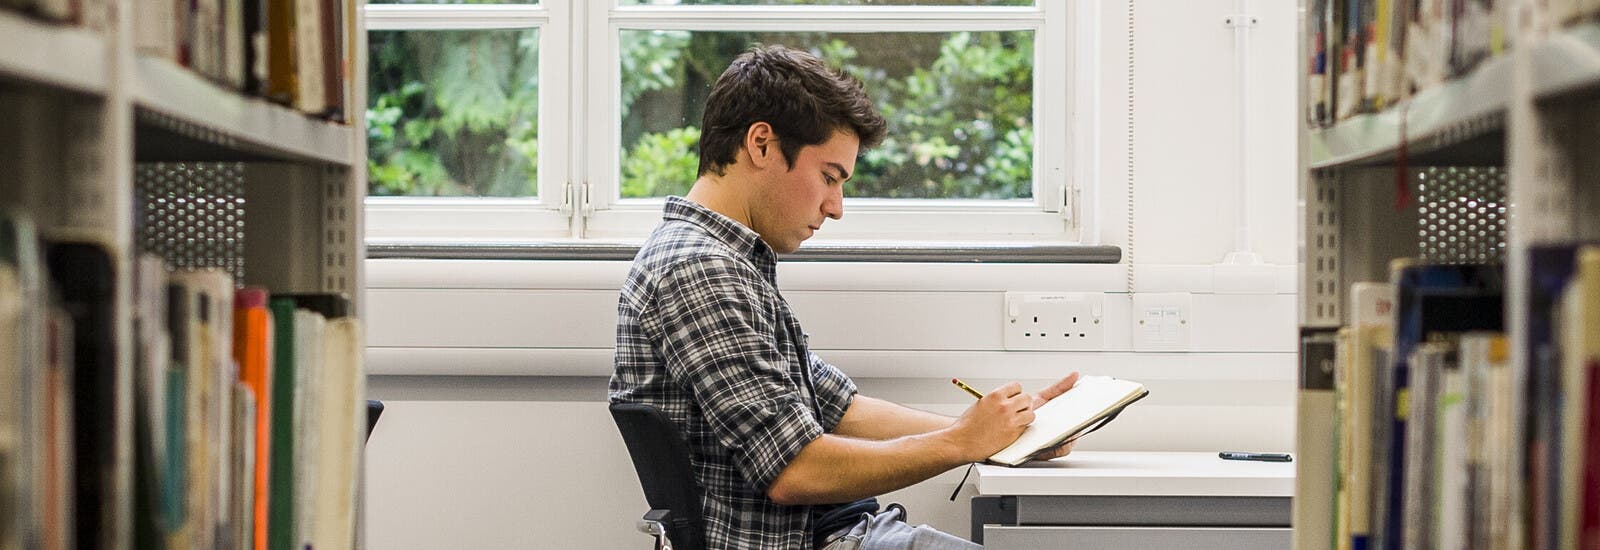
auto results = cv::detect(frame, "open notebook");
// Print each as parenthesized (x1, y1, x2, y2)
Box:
(988, 376, 1148, 466)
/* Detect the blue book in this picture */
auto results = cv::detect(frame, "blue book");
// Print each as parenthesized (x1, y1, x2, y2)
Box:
(1382, 262, 1503, 550)
(1525, 244, 1600, 550)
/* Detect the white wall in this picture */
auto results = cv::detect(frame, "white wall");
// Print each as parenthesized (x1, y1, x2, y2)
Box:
(362, 1, 1302, 548)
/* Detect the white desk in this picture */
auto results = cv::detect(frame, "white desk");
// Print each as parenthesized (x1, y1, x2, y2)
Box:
(971, 451, 1295, 549)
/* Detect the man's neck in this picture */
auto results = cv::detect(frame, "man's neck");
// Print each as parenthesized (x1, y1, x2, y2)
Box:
(685, 175, 754, 229)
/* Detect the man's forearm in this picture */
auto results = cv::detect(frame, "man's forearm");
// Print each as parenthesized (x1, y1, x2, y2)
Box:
(766, 431, 968, 505)
(833, 395, 954, 440)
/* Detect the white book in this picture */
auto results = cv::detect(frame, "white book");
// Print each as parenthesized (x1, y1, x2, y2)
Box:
(1346, 282, 1394, 549)
(231, 384, 254, 550)
(222, 0, 245, 89)
(133, 255, 170, 490)
(987, 376, 1147, 467)
(293, 0, 326, 114)
(133, 0, 179, 60)
(312, 318, 362, 550)
(292, 309, 325, 550)
(1436, 362, 1469, 550)
(170, 269, 235, 549)
(1402, 342, 1446, 550)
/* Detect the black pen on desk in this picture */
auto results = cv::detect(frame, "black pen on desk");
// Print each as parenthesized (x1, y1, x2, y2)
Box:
(951, 378, 984, 400)
(1219, 451, 1293, 462)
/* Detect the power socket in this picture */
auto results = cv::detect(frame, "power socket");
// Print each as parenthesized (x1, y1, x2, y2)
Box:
(1002, 292, 1105, 351)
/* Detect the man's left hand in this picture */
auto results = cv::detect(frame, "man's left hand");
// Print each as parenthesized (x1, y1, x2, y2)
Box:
(1026, 372, 1082, 461)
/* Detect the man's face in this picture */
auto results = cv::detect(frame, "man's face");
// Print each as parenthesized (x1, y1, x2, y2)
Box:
(750, 129, 859, 254)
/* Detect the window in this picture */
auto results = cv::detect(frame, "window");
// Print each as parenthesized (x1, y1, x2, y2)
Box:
(365, 0, 1083, 244)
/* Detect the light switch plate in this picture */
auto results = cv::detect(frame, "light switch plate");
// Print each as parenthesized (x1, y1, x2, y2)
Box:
(1132, 292, 1192, 352)
(1002, 292, 1105, 351)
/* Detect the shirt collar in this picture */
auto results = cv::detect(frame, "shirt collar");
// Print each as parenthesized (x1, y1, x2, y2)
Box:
(662, 196, 778, 268)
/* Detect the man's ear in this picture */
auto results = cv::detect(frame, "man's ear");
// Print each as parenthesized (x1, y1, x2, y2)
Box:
(745, 122, 776, 169)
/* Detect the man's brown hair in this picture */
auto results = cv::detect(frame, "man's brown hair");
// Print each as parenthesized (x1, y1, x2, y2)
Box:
(697, 45, 888, 177)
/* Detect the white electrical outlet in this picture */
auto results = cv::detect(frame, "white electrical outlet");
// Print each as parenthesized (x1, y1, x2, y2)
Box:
(1132, 292, 1192, 351)
(1002, 292, 1105, 351)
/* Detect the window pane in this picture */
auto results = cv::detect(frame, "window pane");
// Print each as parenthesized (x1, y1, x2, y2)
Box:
(621, 1, 1030, 5)
(367, 29, 540, 198)
(618, 31, 1034, 200)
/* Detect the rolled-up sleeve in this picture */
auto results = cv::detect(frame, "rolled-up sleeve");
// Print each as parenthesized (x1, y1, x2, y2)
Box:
(807, 351, 856, 433)
(642, 256, 823, 493)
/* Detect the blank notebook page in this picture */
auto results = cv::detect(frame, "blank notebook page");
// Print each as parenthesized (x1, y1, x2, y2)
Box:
(988, 376, 1146, 466)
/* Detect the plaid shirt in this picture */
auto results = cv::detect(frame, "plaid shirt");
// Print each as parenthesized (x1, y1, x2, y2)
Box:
(610, 196, 858, 549)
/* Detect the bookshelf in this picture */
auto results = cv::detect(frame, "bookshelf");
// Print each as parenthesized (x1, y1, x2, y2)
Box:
(1297, 3, 1600, 550)
(0, 1, 366, 550)
(0, 9, 107, 95)
(1308, 51, 1508, 170)
(133, 56, 356, 165)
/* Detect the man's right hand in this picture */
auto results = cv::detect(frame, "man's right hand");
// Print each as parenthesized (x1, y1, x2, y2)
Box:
(945, 381, 1035, 462)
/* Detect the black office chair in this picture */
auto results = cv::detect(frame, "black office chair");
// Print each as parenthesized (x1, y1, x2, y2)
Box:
(610, 402, 705, 550)
(366, 400, 385, 443)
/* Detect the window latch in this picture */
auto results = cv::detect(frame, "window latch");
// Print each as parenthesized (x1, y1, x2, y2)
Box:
(580, 182, 594, 218)
(560, 182, 594, 219)
(1060, 182, 1079, 227)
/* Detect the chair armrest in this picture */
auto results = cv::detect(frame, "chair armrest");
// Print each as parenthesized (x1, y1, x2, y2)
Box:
(638, 509, 671, 536)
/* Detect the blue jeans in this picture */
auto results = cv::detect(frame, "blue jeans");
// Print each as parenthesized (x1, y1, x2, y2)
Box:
(819, 505, 982, 550)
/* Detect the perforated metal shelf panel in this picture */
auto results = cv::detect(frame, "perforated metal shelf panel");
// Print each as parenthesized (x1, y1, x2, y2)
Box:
(1305, 173, 1342, 327)
(1417, 166, 1507, 265)
(135, 162, 246, 283)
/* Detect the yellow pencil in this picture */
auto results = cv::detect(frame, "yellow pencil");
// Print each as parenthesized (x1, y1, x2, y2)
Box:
(951, 378, 984, 400)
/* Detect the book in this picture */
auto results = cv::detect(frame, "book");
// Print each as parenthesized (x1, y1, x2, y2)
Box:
(131, 254, 171, 550)
(1400, 341, 1450, 550)
(231, 384, 256, 550)
(1294, 330, 1338, 550)
(1564, 247, 1600, 550)
(233, 288, 272, 550)
(1343, 282, 1393, 550)
(1526, 244, 1597, 550)
(1381, 261, 1503, 549)
(42, 303, 74, 550)
(1434, 340, 1470, 550)
(45, 241, 118, 550)
(311, 317, 362, 550)
(170, 269, 237, 550)
(1308, 0, 1332, 128)
(0, 210, 46, 550)
(266, 298, 296, 550)
(1460, 332, 1509, 550)
(291, 309, 325, 550)
(264, 0, 297, 105)
(162, 283, 191, 549)
(292, 0, 325, 114)
(0, 263, 21, 550)
(987, 376, 1147, 467)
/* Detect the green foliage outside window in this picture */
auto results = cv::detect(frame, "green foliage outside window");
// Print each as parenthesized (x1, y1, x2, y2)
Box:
(367, 22, 1034, 200)
(616, 30, 1034, 200)
(367, 28, 541, 197)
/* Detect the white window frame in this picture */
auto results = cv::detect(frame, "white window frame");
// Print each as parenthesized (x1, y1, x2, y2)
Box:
(364, 1, 1095, 246)
(365, 3, 574, 242)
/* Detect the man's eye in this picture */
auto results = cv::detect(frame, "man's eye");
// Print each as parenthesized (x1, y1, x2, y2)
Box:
(824, 174, 837, 185)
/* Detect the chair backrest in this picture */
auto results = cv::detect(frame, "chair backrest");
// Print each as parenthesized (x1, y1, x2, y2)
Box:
(365, 399, 384, 444)
(610, 402, 706, 550)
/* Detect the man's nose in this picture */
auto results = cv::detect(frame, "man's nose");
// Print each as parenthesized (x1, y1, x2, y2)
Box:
(825, 185, 844, 220)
